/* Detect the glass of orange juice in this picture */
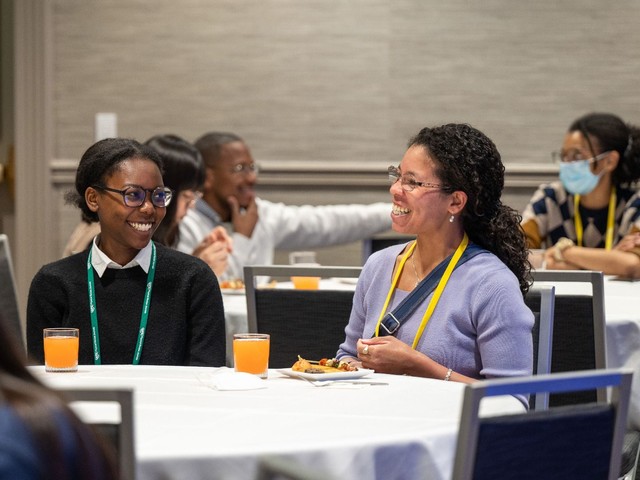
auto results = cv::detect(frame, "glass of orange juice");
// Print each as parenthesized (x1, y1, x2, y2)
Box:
(233, 333, 270, 379)
(289, 251, 321, 290)
(43, 328, 79, 372)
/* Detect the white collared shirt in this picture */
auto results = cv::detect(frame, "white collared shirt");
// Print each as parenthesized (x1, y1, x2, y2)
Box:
(90, 237, 153, 278)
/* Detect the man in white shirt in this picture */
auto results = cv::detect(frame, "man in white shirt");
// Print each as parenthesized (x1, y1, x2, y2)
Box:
(176, 132, 392, 280)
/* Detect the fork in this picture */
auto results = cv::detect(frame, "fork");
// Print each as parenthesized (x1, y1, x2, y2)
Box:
(298, 376, 388, 387)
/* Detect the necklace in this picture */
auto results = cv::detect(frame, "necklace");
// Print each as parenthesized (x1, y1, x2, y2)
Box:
(411, 250, 422, 287)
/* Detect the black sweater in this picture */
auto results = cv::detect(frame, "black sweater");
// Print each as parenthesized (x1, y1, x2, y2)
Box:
(27, 243, 225, 366)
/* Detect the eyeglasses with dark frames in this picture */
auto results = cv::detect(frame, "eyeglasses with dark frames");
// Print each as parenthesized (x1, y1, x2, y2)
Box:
(92, 185, 174, 208)
(387, 166, 448, 193)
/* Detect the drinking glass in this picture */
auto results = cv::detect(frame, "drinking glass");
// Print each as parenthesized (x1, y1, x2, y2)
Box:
(43, 328, 79, 372)
(289, 251, 321, 290)
(233, 333, 270, 379)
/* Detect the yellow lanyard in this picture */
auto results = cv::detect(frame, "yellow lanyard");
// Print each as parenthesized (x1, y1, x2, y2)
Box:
(573, 186, 616, 249)
(374, 233, 469, 349)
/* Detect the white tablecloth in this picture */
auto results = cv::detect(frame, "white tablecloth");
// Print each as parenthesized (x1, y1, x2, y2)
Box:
(31, 365, 523, 480)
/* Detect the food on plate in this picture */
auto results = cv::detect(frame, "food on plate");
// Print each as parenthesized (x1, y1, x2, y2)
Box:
(219, 279, 244, 290)
(292, 356, 357, 374)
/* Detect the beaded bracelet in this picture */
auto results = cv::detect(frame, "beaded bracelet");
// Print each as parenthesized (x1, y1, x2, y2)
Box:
(444, 368, 453, 381)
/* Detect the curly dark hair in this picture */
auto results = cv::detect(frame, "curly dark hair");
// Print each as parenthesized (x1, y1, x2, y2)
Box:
(64, 138, 164, 223)
(569, 112, 640, 186)
(409, 124, 531, 295)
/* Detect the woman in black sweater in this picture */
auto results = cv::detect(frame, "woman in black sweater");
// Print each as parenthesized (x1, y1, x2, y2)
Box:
(27, 138, 225, 366)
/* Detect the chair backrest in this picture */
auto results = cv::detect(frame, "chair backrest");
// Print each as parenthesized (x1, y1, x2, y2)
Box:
(524, 285, 555, 410)
(531, 270, 607, 406)
(0, 234, 23, 347)
(452, 369, 632, 480)
(60, 388, 136, 480)
(244, 265, 361, 368)
(361, 234, 413, 263)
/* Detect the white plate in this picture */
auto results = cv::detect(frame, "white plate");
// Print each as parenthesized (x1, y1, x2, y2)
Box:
(220, 288, 245, 295)
(277, 368, 374, 381)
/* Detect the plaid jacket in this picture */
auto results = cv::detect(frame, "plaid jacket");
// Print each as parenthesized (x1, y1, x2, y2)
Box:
(521, 181, 640, 249)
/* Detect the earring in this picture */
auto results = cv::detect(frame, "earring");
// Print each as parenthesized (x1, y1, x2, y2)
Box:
(449, 215, 455, 223)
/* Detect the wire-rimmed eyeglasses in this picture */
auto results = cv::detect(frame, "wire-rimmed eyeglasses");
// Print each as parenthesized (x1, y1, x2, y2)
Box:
(92, 185, 174, 208)
(387, 166, 448, 193)
(551, 150, 611, 164)
(230, 163, 259, 175)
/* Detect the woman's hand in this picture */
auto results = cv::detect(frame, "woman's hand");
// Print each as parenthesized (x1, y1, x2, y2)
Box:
(356, 336, 421, 375)
(615, 232, 640, 252)
(356, 336, 475, 383)
(543, 246, 581, 270)
(192, 227, 233, 277)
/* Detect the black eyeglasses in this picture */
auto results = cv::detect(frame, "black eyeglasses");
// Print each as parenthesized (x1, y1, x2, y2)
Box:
(387, 166, 448, 192)
(92, 185, 174, 208)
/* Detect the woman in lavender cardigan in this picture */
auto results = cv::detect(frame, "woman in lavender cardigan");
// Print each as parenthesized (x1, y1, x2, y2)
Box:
(338, 124, 533, 388)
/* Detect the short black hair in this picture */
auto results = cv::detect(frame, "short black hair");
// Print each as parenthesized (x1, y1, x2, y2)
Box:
(194, 132, 243, 168)
(65, 138, 163, 223)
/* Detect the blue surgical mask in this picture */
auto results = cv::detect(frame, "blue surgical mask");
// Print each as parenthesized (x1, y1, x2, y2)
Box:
(559, 159, 602, 195)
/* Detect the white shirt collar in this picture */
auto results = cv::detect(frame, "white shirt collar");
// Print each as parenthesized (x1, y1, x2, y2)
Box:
(90, 237, 153, 278)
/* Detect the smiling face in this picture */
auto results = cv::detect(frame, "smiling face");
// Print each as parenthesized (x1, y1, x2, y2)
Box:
(390, 145, 456, 236)
(203, 141, 257, 220)
(86, 157, 167, 265)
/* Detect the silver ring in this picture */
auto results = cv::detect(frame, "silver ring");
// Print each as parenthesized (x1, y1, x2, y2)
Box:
(362, 345, 369, 355)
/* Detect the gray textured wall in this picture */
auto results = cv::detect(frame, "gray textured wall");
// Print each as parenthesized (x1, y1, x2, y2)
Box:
(53, 0, 640, 166)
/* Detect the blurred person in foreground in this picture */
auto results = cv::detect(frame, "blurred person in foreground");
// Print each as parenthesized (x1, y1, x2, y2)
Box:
(63, 135, 232, 278)
(0, 314, 117, 478)
(521, 112, 640, 277)
(176, 132, 392, 280)
(27, 138, 225, 366)
(337, 124, 534, 405)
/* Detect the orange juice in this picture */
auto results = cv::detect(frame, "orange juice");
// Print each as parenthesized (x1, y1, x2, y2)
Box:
(233, 334, 270, 378)
(44, 336, 79, 371)
(291, 276, 320, 290)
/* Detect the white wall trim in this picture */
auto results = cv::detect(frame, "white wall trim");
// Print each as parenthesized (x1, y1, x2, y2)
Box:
(51, 159, 557, 189)
(14, 0, 55, 315)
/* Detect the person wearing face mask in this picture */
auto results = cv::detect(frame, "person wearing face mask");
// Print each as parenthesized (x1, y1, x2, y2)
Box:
(521, 112, 640, 277)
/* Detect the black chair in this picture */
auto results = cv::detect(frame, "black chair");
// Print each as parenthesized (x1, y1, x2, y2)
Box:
(532, 270, 640, 479)
(244, 265, 361, 368)
(61, 388, 136, 480)
(0, 234, 23, 347)
(531, 270, 606, 406)
(452, 369, 633, 480)
(361, 233, 414, 263)
(524, 285, 555, 410)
